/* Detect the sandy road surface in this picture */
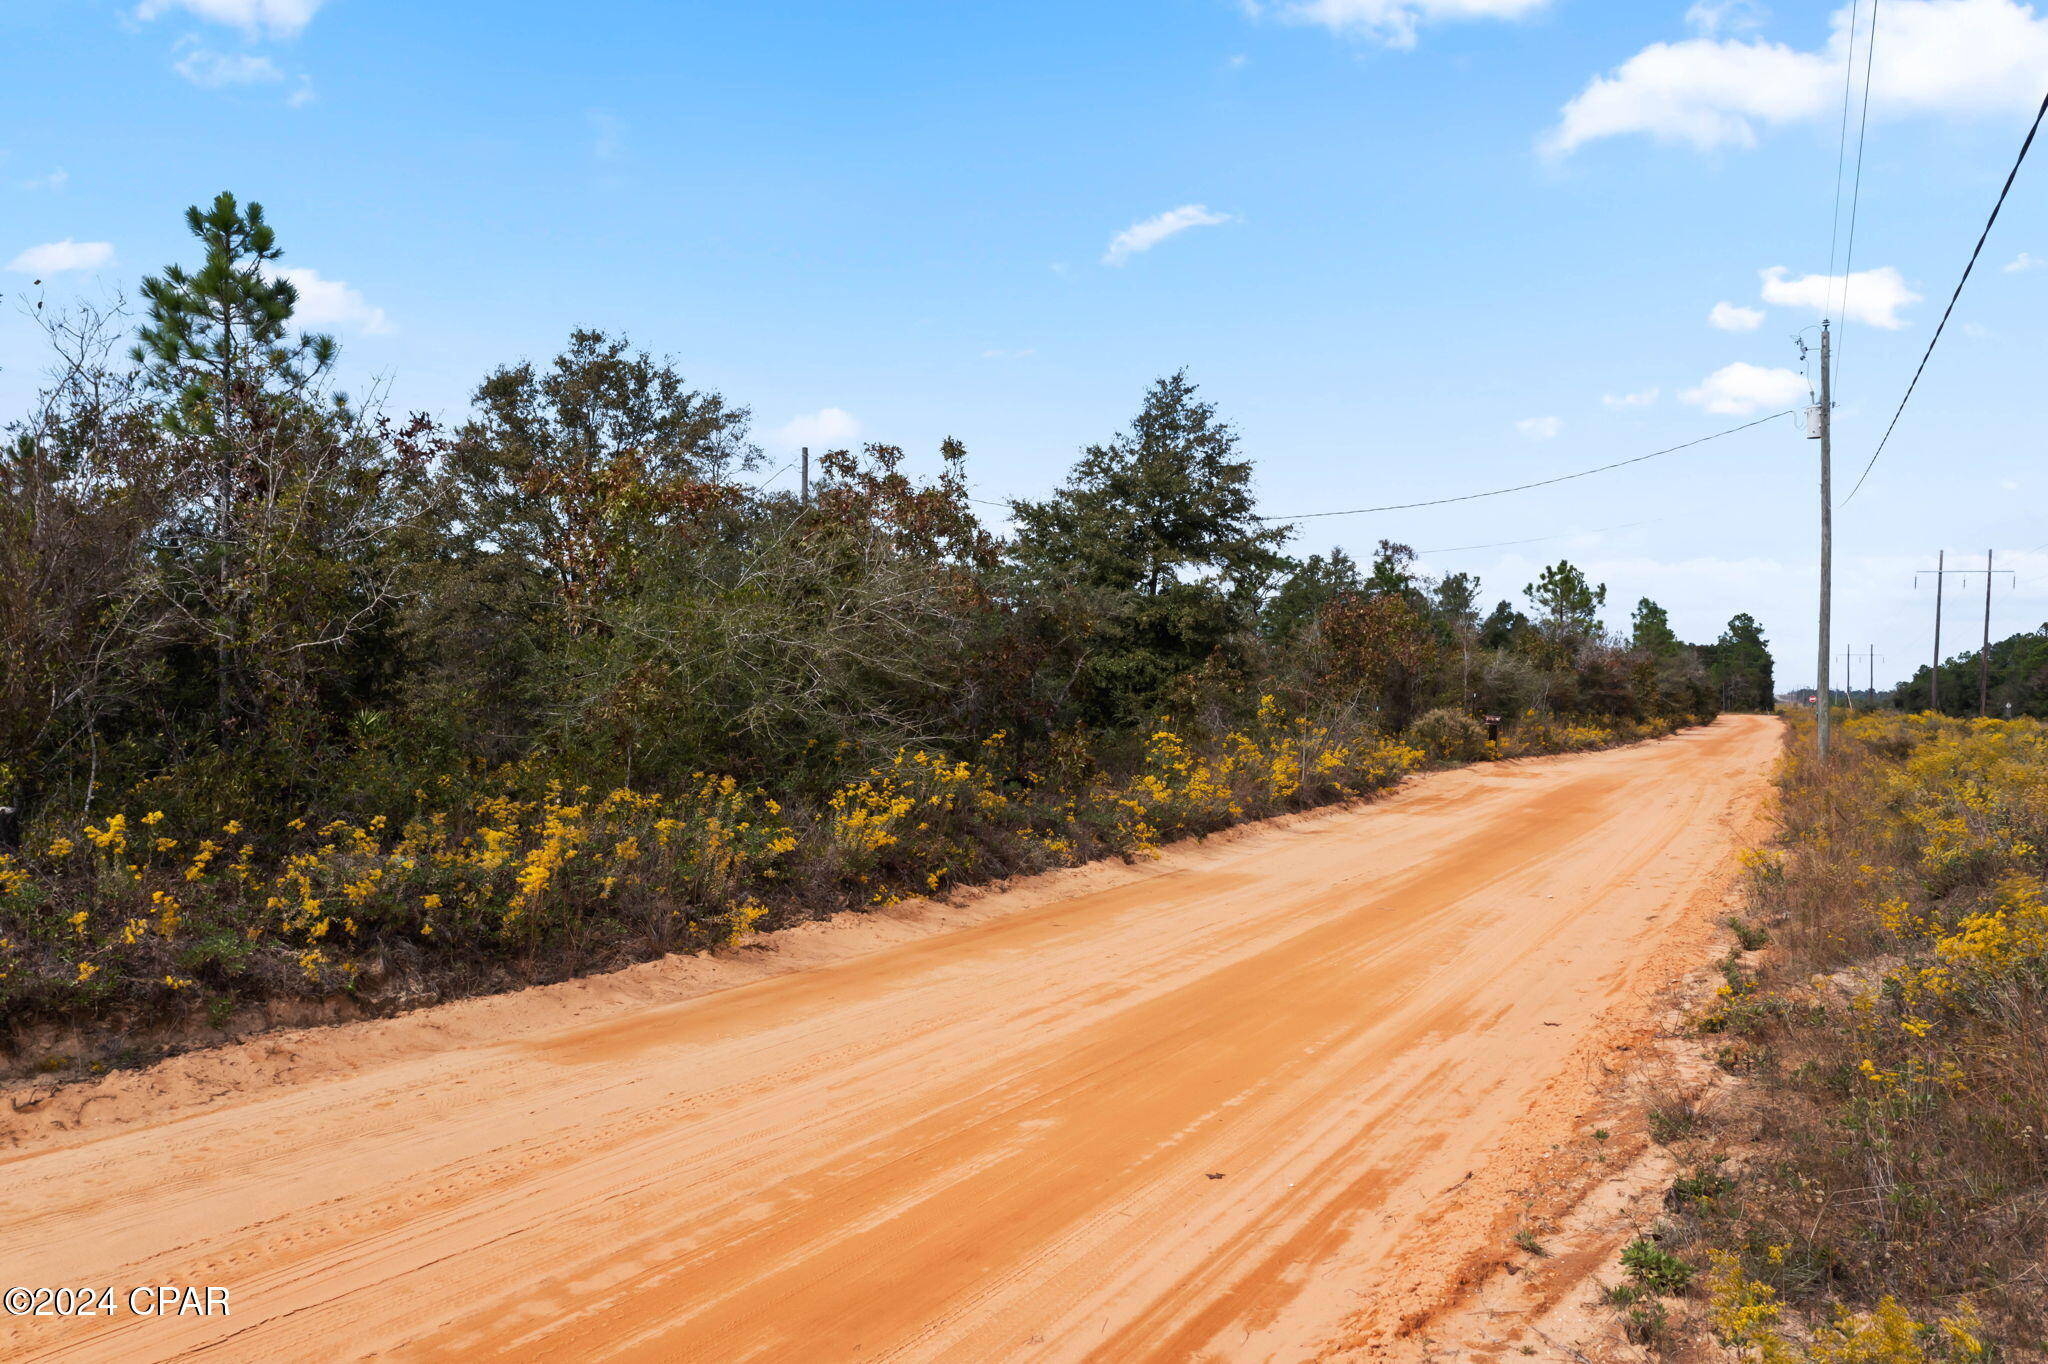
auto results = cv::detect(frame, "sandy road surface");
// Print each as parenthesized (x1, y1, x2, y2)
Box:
(1, 716, 1780, 1363)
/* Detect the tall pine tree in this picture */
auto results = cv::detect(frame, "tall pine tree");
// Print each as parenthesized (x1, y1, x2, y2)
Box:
(1010, 372, 1289, 722)
(129, 193, 420, 762)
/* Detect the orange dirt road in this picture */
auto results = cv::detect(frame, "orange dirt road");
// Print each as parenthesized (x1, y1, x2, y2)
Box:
(1, 716, 1780, 1363)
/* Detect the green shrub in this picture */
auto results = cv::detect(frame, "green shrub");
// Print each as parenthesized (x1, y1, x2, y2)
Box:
(1621, 1237, 1696, 1295)
(1727, 915, 1771, 950)
(1667, 1166, 1733, 1207)
(1603, 1281, 1648, 1307)
(1408, 707, 1488, 762)
(1624, 1299, 1671, 1348)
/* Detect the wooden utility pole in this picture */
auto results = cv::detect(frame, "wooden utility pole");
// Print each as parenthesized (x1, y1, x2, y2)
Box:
(1932, 549, 1945, 713)
(800, 446, 810, 504)
(1840, 648, 1866, 710)
(1981, 549, 1995, 717)
(1916, 555, 2013, 714)
(1841, 645, 1882, 710)
(1816, 321, 1833, 758)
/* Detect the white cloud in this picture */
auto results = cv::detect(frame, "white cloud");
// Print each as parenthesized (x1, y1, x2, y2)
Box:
(6, 240, 115, 274)
(1546, 0, 2048, 155)
(1602, 388, 1659, 408)
(770, 407, 861, 450)
(1680, 362, 1808, 415)
(2007, 251, 2044, 272)
(1516, 415, 1563, 440)
(22, 168, 68, 192)
(174, 47, 284, 86)
(136, 0, 325, 38)
(1250, 0, 1548, 48)
(266, 266, 392, 334)
(1709, 301, 1765, 331)
(1545, 36, 1831, 154)
(1861, 0, 2048, 115)
(1684, 0, 1766, 36)
(1759, 264, 1920, 328)
(1102, 204, 1233, 265)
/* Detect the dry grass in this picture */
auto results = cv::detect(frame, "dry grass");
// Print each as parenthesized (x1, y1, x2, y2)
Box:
(1675, 711, 2048, 1359)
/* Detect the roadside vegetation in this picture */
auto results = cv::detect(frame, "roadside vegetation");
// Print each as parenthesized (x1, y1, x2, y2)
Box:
(0, 193, 1760, 1055)
(1625, 710, 2047, 1360)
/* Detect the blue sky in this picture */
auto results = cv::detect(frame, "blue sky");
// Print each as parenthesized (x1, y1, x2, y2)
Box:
(5, 0, 2047, 691)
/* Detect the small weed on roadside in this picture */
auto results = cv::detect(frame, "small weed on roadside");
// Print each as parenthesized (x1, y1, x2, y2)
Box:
(1621, 1237, 1695, 1295)
(1646, 1099, 1703, 1146)
(1603, 1281, 1648, 1307)
(1666, 1164, 1733, 1208)
(1623, 1299, 1671, 1349)
(1726, 915, 1770, 951)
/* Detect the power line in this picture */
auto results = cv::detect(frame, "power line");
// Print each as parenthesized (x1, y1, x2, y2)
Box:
(1256, 410, 1794, 523)
(1813, 4, 1877, 760)
(1825, 0, 1862, 288)
(1412, 519, 1662, 557)
(1845, 83, 2048, 503)
(1833, 0, 1879, 395)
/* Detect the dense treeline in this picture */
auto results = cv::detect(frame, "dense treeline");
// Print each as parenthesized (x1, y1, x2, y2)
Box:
(0, 195, 1745, 1043)
(1893, 622, 2048, 718)
(1698, 612, 1775, 713)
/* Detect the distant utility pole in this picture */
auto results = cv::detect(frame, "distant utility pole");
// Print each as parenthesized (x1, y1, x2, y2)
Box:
(800, 446, 811, 504)
(1915, 551, 2014, 714)
(1979, 549, 2013, 716)
(1923, 550, 1947, 713)
(1815, 322, 1833, 758)
(1841, 645, 1883, 710)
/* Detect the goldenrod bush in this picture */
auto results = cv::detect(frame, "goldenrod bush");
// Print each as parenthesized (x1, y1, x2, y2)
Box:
(1500, 710, 1688, 758)
(1704, 1249, 1985, 1364)
(0, 695, 1679, 1036)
